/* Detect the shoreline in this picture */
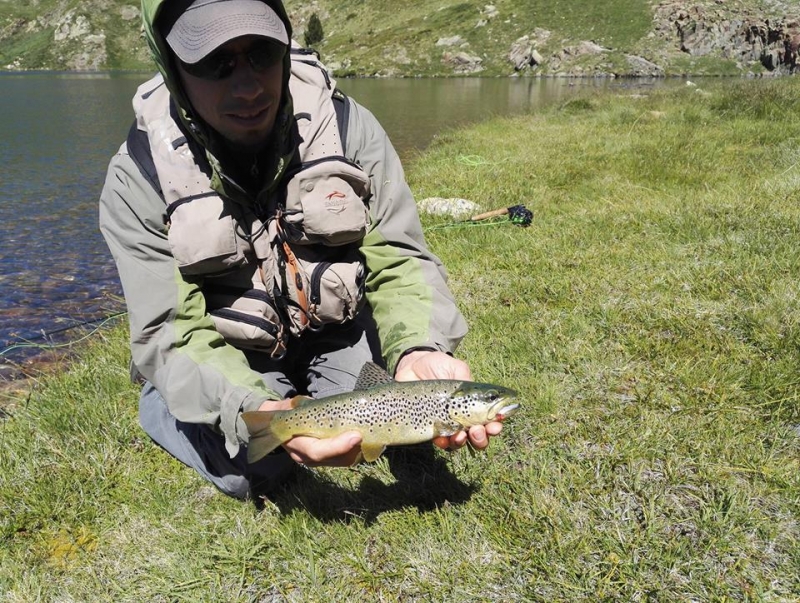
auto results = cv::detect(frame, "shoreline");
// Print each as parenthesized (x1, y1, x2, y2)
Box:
(0, 68, 795, 79)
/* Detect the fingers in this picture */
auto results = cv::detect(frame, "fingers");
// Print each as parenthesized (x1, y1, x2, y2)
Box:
(257, 397, 295, 412)
(432, 435, 451, 449)
(284, 431, 363, 467)
(484, 421, 503, 437)
(465, 425, 490, 450)
(432, 422, 504, 452)
(394, 351, 472, 381)
(284, 421, 506, 466)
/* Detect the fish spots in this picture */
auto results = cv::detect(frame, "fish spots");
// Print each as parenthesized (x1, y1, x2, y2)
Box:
(269, 379, 516, 448)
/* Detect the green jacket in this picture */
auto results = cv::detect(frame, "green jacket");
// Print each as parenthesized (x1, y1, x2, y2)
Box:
(99, 0, 467, 456)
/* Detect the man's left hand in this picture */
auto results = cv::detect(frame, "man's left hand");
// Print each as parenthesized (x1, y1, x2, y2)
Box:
(393, 349, 504, 452)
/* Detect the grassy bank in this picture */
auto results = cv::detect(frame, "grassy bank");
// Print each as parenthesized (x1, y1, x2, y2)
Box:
(2, 79, 799, 601)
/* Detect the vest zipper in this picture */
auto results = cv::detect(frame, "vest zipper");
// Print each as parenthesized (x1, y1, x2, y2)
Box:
(281, 155, 362, 182)
(203, 284, 272, 303)
(210, 308, 281, 337)
(309, 261, 332, 307)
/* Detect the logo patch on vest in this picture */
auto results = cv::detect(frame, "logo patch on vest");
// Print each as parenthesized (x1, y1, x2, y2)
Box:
(325, 191, 348, 214)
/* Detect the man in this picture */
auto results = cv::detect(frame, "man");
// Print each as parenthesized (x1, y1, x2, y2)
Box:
(99, 0, 503, 499)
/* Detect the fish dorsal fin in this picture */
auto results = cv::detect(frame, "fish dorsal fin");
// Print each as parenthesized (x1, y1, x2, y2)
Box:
(354, 362, 395, 390)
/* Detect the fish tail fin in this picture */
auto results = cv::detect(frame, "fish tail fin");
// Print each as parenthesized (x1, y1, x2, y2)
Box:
(241, 411, 283, 464)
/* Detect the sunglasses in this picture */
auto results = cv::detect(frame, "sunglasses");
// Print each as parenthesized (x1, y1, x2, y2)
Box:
(179, 40, 285, 81)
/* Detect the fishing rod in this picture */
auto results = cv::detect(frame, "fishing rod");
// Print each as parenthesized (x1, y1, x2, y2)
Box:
(424, 203, 533, 232)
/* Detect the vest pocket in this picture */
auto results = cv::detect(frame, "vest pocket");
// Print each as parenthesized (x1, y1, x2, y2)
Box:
(208, 308, 284, 355)
(266, 239, 366, 337)
(282, 158, 371, 246)
(203, 268, 287, 357)
(167, 194, 251, 276)
(306, 256, 365, 326)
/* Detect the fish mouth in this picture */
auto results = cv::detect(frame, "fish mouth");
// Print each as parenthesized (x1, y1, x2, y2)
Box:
(494, 402, 519, 421)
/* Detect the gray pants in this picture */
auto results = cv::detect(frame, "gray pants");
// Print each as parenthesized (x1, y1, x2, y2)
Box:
(138, 313, 382, 499)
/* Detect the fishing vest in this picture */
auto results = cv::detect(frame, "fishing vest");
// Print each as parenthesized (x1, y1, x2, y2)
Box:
(128, 48, 371, 358)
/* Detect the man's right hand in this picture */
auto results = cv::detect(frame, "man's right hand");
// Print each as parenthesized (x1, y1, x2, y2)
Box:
(283, 431, 364, 467)
(257, 399, 363, 467)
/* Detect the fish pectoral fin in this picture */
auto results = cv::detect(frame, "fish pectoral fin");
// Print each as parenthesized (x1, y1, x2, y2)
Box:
(360, 443, 387, 462)
(433, 420, 463, 438)
(288, 395, 314, 409)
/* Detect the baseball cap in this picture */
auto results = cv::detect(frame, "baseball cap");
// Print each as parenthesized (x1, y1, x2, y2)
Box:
(164, 0, 289, 64)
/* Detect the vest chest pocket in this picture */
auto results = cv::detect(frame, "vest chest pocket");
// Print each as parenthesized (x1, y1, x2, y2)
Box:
(167, 194, 252, 276)
(282, 159, 371, 246)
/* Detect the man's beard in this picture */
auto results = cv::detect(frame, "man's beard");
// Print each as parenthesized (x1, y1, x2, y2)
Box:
(224, 130, 275, 154)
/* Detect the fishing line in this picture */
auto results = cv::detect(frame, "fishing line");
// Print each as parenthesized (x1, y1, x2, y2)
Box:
(456, 154, 509, 167)
(0, 312, 127, 359)
(457, 154, 493, 166)
(424, 218, 516, 232)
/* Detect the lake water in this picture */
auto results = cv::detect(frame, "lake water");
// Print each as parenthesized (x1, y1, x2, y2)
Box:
(0, 71, 675, 377)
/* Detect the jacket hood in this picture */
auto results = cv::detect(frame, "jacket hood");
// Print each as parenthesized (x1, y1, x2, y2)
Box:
(140, 0, 296, 201)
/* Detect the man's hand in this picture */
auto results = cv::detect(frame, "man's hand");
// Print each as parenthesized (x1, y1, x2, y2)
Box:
(257, 399, 362, 467)
(393, 350, 504, 452)
(283, 431, 363, 467)
(394, 349, 471, 381)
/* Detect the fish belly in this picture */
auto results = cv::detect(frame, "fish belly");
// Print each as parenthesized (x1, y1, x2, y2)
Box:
(360, 423, 434, 448)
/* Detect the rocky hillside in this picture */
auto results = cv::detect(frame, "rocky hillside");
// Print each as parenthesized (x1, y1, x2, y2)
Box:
(0, 0, 797, 76)
(0, 0, 149, 70)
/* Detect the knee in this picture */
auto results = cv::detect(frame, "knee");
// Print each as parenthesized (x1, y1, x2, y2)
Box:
(137, 382, 168, 436)
(218, 454, 296, 500)
(215, 473, 252, 499)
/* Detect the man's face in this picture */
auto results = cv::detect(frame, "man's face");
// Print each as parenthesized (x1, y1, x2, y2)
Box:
(176, 35, 285, 151)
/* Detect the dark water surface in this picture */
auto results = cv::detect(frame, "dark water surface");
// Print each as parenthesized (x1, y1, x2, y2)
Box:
(1, 72, 144, 377)
(0, 71, 672, 376)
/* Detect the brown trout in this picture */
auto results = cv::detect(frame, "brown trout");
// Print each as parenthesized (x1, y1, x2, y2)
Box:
(242, 362, 519, 463)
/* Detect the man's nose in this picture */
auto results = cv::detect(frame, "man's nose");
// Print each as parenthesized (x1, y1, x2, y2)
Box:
(228, 59, 264, 99)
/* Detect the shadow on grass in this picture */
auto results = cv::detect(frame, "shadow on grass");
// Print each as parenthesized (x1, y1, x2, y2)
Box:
(255, 444, 477, 524)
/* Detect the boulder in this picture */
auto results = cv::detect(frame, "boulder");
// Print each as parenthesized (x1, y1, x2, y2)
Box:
(417, 198, 480, 218)
(625, 54, 666, 77)
(442, 51, 484, 74)
(119, 6, 140, 21)
(511, 37, 546, 69)
(558, 40, 611, 60)
(53, 11, 91, 42)
(761, 48, 782, 70)
(482, 5, 499, 19)
(68, 33, 107, 70)
(436, 36, 465, 47)
(654, 1, 800, 73)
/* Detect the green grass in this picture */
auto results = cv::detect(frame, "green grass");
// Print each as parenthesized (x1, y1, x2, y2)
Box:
(0, 28, 54, 69)
(2, 79, 800, 600)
